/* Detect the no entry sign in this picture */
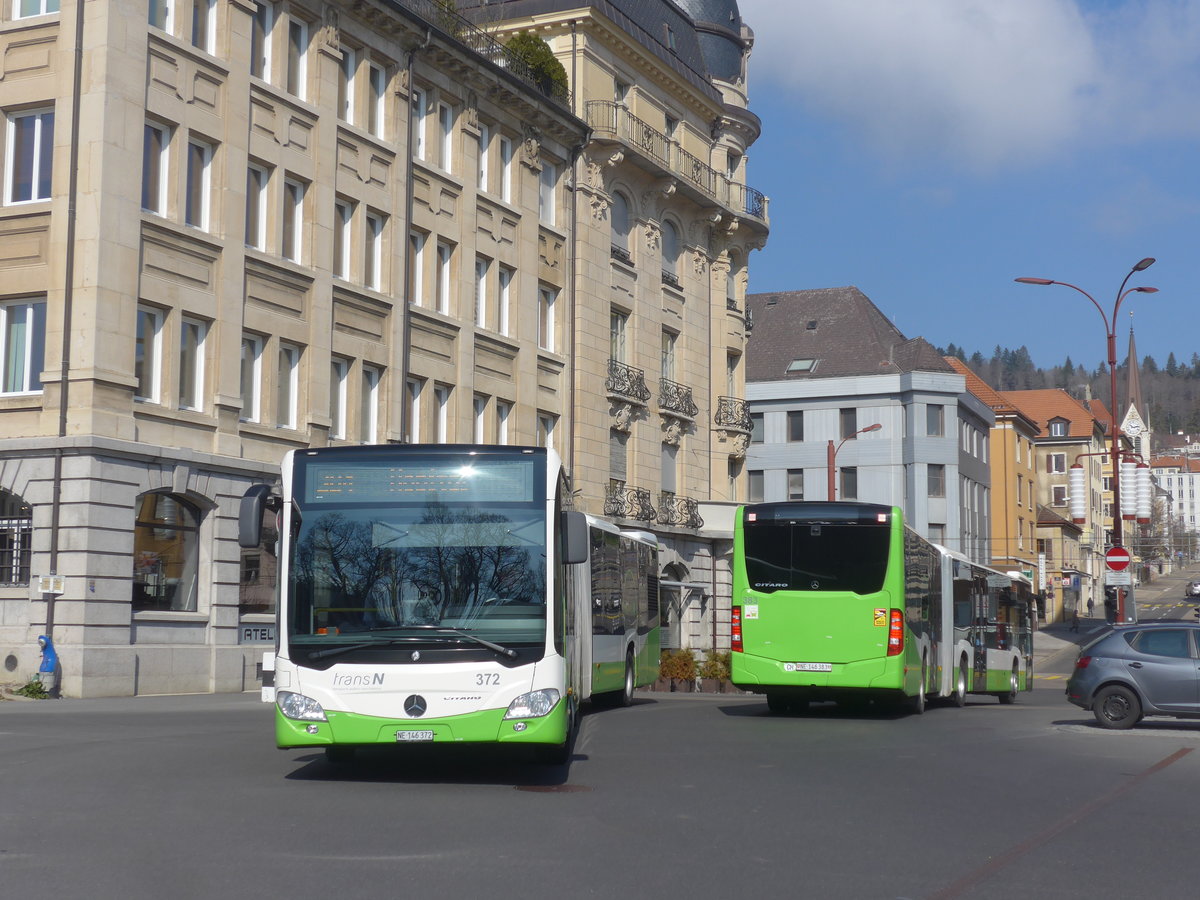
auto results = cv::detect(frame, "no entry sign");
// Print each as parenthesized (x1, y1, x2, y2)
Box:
(1105, 547, 1132, 571)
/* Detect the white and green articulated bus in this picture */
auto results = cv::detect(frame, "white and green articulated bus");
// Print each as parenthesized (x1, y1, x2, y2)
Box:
(238, 444, 658, 764)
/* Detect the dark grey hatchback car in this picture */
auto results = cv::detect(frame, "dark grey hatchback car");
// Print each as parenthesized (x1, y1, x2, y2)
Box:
(1066, 622, 1200, 729)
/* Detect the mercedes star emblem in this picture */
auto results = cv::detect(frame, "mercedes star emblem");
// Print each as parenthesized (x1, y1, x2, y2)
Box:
(403, 695, 427, 717)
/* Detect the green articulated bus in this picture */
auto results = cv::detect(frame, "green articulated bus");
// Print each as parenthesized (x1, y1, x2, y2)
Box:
(730, 502, 1033, 714)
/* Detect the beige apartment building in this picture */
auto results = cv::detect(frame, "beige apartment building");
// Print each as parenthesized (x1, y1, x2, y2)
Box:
(0, 0, 767, 695)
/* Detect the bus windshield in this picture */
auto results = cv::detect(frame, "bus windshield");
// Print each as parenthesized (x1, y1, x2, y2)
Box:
(286, 452, 547, 650)
(743, 521, 890, 595)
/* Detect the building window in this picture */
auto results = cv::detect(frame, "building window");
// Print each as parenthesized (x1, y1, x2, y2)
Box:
(496, 399, 511, 444)
(135, 306, 163, 402)
(0, 488, 32, 587)
(408, 231, 426, 305)
(927, 404, 944, 436)
(840, 466, 858, 500)
(250, 2, 273, 80)
(405, 377, 422, 443)
(16, 0, 59, 17)
(928, 523, 945, 544)
(787, 469, 804, 501)
(499, 135, 513, 202)
(539, 286, 557, 352)
(497, 265, 512, 335)
(928, 463, 946, 498)
(360, 365, 380, 443)
(537, 412, 556, 449)
(185, 139, 212, 229)
(473, 394, 487, 443)
(365, 211, 384, 290)
(411, 87, 427, 160)
(148, 0, 172, 31)
(661, 443, 678, 494)
(245, 164, 269, 249)
(5, 108, 54, 204)
(0, 298, 46, 394)
(339, 46, 357, 123)
(282, 177, 305, 262)
(436, 240, 452, 314)
(749, 413, 763, 444)
(132, 492, 200, 613)
(434, 384, 450, 443)
(1048, 453, 1066, 474)
(277, 343, 300, 429)
(747, 470, 764, 503)
(1052, 485, 1068, 506)
(367, 62, 386, 137)
(333, 199, 353, 278)
(438, 101, 454, 171)
(1049, 419, 1068, 437)
(191, 0, 215, 52)
(240, 333, 263, 423)
(788, 410, 804, 442)
(539, 159, 556, 225)
(286, 16, 307, 99)
(330, 358, 348, 440)
(609, 308, 627, 362)
(477, 122, 490, 191)
(178, 317, 206, 410)
(661, 219, 680, 283)
(611, 190, 631, 259)
(660, 329, 676, 380)
(142, 121, 170, 214)
(839, 408, 857, 440)
(474, 256, 490, 328)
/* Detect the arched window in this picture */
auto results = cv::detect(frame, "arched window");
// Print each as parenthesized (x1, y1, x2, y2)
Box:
(0, 488, 31, 587)
(133, 492, 200, 612)
(610, 191, 631, 261)
(661, 219, 680, 285)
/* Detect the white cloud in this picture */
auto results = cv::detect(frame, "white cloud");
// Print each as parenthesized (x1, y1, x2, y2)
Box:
(739, 0, 1200, 173)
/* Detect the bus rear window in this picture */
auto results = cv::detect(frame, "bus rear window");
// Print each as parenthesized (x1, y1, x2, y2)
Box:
(743, 523, 890, 595)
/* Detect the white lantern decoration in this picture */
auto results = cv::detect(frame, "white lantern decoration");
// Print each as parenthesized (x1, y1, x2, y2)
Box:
(1068, 464, 1086, 524)
(1119, 459, 1137, 520)
(1136, 462, 1152, 523)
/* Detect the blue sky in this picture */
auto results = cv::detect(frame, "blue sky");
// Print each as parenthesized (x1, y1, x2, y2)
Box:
(737, 0, 1200, 372)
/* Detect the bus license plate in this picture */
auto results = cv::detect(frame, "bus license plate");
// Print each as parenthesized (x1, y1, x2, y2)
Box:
(785, 662, 832, 672)
(395, 730, 434, 742)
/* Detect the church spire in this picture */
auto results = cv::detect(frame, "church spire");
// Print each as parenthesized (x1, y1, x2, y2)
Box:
(1126, 311, 1144, 419)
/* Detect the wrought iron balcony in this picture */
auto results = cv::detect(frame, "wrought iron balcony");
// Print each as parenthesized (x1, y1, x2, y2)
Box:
(714, 396, 752, 433)
(657, 493, 704, 529)
(604, 483, 656, 522)
(584, 100, 768, 225)
(606, 358, 651, 404)
(659, 378, 699, 419)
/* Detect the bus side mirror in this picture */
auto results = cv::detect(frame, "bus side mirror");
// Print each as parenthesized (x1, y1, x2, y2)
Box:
(562, 510, 587, 565)
(239, 484, 276, 548)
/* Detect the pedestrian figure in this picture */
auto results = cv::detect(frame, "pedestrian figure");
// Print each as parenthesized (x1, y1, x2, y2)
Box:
(1086, 597, 1094, 618)
(1070, 609, 1079, 632)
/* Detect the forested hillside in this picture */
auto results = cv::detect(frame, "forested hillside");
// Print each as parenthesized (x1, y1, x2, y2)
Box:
(940, 344, 1200, 438)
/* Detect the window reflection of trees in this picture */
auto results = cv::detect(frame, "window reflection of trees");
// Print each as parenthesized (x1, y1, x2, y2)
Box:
(293, 502, 545, 635)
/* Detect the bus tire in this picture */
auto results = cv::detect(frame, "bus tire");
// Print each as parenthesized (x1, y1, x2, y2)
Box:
(535, 699, 576, 765)
(910, 657, 927, 715)
(998, 665, 1019, 704)
(952, 657, 968, 708)
(620, 650, 636, 707)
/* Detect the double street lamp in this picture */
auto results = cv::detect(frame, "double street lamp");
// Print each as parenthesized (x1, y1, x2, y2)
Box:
(1014, 258, 1157, 624)
(827, 423, 882, 500)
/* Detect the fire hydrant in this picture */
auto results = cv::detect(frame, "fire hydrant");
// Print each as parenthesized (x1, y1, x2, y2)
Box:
(37, 635, 58, 696)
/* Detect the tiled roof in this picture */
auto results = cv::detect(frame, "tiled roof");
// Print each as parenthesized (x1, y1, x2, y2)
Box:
(1151, 456, 1200, 473)
(745, 287, 955, 382)
(1037, 504, 1083, 532)
(1002, 389, 1100, 440)
(945, 358, 1040, 434)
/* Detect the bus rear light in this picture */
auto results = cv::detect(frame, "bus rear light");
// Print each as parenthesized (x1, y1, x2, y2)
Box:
(731, 606, 743, 653)
(886, 609, 903, 656)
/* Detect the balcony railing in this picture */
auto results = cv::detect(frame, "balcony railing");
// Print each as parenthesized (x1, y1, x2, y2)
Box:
(657, 493, 704, 529)
(584, 100, 768, 224)
(659, 378, 699, 419)
(604, 483, 656, 522)
(606, 358, 651, 404)
(714, 396, 752, 433)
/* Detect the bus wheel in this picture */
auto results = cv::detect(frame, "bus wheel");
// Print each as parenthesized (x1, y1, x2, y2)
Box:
(998, 666, 1019, 704)
(910, 658, 927, 715)
(952, 658, 968, 708)
(620, 651, 636, 707)
(535, 699, 576, 765)
(324, 745, 355, 764)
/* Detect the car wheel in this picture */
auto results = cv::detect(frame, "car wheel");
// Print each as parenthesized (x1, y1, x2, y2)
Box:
(953, 657, 968, 708)
(998, 666, 1019, 704)
(1092, 684, 1142, 729)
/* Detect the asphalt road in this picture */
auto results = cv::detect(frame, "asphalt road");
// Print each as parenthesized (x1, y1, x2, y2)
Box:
(4, 655, 1200, 900)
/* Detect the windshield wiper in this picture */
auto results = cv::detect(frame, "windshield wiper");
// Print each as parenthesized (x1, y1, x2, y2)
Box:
(306, 627, 518, 661)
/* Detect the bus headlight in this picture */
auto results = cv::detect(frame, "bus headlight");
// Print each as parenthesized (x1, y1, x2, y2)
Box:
(503, 688, 561, 719)
(277, 690, 327, 722)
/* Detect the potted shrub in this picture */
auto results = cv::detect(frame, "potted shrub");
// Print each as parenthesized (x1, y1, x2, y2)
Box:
(698, 650, 731, 693)
(658, 648, 697, 692)
(506, 32, 569, 101)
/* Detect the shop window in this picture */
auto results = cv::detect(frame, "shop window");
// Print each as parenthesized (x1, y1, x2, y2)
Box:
(132, 492, 200, 612)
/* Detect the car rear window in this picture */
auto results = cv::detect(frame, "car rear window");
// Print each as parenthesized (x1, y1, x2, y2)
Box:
(1125, 629, 1193, 659)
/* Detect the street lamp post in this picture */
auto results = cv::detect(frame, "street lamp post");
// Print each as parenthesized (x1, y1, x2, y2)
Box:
(1014, 258, 1157, 624)
(827, 423, 882, 500)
